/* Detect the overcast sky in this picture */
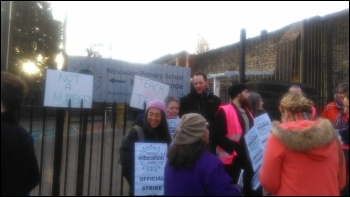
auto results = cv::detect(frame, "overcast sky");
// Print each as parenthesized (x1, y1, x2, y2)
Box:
(50, 1, 349, 63)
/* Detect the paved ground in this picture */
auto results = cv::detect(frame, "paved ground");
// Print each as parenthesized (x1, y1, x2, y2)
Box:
(26, 120, 131, 196)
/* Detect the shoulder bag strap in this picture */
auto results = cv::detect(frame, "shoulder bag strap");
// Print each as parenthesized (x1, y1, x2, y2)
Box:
(134, 125, 145, 142)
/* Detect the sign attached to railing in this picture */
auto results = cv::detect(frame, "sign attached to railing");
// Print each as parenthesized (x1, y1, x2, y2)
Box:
(130, 75, 169, 110)
(44, 69, 93, 108)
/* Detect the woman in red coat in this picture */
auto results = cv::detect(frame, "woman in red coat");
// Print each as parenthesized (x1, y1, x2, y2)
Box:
(321, 83, 349, 129)
(260, 93, 346, 196)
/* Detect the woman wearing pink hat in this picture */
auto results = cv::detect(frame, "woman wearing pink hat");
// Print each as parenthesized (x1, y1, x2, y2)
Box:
(120, 99, 171, 196)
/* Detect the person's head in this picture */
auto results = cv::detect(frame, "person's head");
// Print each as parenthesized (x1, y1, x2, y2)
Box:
(228, 83, 250, 108)
(288, 85, 303, 96)
(1, 72, 28, 112)
(279, 93, 313, 122)
(174, 113, 209, 145)
(164, 96, 180, 119)
(344, 92, 349, 116)
(335, 83, 349, 102)
(167, 113, 209, 169)
(250, 91, 264, 116)
(192, 71, 208, 95)
(145, 99, 167, 128)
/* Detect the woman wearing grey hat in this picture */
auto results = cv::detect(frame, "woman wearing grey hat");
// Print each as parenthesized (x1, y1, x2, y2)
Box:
(164, 113, 241, 196)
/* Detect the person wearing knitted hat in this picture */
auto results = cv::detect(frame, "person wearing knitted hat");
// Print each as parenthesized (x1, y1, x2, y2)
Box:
(164, 113, 241, 196)
(212, 83, 262, 196)
(120, 98, 171, 196)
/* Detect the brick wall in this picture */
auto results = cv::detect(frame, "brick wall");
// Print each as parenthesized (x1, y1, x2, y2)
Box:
(192, 8, 349, 102)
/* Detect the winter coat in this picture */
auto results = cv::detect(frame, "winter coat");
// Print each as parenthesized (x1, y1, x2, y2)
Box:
(164, 149, 241, 196)
(260, 118, 346, 196)
(120, 125, 170, 196)
(179, 89, 221, 153)
(1, 111, 40, 196)
(321, 101, 348, 128)
(179, 89, 221, 125)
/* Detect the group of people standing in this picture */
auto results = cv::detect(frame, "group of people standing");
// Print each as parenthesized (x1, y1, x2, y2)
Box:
(120, 71, 349, 196)
(2, 70, 347, 196)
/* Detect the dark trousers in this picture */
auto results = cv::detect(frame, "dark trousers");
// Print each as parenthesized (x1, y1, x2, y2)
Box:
(224, 161, 262, 196)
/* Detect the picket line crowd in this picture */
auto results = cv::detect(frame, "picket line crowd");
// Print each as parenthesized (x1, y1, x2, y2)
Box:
(1, 71, 348, 196)
(120, 72, 348, 196)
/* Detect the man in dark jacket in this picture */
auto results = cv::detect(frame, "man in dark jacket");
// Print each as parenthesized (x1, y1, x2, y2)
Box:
(1, 72, 40, 196)
(179, 71, 221, 153)
(212, 83, 262, 196)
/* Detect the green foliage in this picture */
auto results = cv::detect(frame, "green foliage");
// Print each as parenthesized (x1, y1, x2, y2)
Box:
(1, 1, 62, 104)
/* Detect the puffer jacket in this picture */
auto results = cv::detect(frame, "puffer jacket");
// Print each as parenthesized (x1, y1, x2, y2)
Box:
(260, 118, 346, 196)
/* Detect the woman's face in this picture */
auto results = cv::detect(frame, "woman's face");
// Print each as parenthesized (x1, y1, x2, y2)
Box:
(258, 98, 264, 111)
(147, 108, 162, 128)
(166, 101, 179, 119)
(336, 88, 345, 101)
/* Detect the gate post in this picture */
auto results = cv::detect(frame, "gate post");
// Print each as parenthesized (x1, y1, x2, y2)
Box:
(52, 108, 65, 196)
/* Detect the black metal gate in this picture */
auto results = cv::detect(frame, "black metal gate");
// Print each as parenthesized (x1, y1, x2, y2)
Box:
(18, 101, 135, 196)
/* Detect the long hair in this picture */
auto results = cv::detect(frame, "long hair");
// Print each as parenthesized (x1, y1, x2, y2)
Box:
(143, 110, 171, 145)
(250, 91, 263, 117)
(167, 140, 206, 169)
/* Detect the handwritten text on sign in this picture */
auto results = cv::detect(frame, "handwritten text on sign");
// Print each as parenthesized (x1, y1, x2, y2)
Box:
(130, 75, 169, 110)
(44, 69, 93, 108)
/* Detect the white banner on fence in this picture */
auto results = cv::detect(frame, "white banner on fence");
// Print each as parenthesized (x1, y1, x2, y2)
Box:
(44, 69, 93, 108)
(130, 75, 169, 110)
(134, 143, 167, 196)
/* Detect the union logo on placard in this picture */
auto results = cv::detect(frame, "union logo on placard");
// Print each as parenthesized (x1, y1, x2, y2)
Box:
(138, 144, 165, 171)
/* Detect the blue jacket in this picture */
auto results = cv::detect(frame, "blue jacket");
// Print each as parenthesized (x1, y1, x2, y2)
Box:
(164, 149, 241, 196)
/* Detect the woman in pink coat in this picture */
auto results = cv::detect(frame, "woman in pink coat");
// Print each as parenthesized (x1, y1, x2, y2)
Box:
(260, 93, 346, 196)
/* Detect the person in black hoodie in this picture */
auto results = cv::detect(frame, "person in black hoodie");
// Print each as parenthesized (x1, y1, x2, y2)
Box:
(1, 72, 40, 196)
(179, 71, 222, 153)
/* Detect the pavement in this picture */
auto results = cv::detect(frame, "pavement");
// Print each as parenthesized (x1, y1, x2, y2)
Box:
(25, 119, 132, 196)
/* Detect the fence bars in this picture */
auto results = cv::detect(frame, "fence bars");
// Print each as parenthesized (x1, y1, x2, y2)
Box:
(76, 99, 88, 196)
(63, 100, 72, 195)
(38, 107, 46, 196)
(98, 102, 106, 195)
(87, 107, 95, 196)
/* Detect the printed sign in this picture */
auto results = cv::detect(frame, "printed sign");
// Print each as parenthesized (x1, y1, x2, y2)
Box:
(130, 75, 169, 110)
(67, 56, 191, 103)
(244, 113, 272, 189)
(245, 127, 263, 172)
(44, 69, 93, 108)
(253, 113, 272, 147)
(134, 143, 168, 196)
